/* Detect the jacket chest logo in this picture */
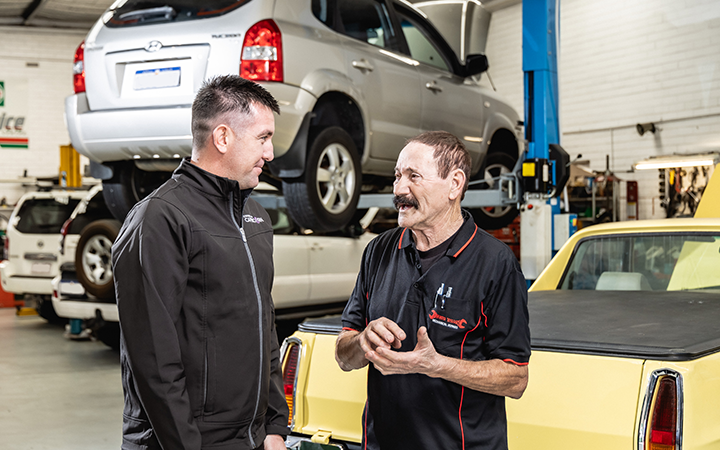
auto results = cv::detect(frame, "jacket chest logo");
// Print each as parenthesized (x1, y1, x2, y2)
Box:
(243, 214, 265, 224)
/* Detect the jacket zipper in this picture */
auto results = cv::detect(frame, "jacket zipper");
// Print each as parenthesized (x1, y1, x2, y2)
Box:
(229, 191, 264, 449)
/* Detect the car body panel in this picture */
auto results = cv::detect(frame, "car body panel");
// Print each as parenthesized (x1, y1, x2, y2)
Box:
(291, 329, 366, 443)
(640, 356, 720, 450)
(506, 351, 644, 450)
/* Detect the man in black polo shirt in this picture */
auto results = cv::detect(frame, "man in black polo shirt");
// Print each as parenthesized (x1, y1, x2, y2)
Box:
(335, 131, 531, 450)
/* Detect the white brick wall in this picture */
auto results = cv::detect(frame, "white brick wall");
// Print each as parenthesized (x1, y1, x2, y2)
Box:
(0, 26, 87, 204)
(483, 0, 720, 220)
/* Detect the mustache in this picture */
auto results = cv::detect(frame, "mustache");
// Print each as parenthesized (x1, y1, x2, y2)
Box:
(393, 195, 419, 210)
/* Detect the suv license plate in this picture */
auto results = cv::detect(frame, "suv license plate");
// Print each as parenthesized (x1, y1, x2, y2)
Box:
(31, 263, 51, 274)
(133, 67, 181, 90)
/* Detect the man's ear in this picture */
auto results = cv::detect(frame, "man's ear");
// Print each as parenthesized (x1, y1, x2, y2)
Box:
(448, 168, 466, 201)
(212, 124, 232, 154)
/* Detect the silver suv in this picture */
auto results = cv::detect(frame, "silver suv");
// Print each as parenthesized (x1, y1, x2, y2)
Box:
(65, 0, 521, 231)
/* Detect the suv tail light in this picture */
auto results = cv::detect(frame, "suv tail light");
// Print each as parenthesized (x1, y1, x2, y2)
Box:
(59, 218, 73, 255)
(241, 20, 283, 82)
(281, 337, 301, 427)
(640, 370, 682, 450)
(73, 41, 86, 93)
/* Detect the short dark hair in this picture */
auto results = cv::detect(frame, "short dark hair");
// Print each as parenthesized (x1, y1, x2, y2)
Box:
(191, 75, 280, 149)
(407, 131, 471, 197)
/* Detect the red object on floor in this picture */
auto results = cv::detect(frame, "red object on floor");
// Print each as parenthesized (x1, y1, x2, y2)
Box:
(0, 270, 18, 308)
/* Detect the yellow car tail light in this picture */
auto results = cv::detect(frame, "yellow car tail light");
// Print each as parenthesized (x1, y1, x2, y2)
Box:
(639, 369, 683, 450)
(281, 337, 301, 427)
(649, 378, 678, 450)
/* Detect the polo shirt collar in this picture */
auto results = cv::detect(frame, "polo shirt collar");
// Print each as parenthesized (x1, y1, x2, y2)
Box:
(398, 209, 479, 258)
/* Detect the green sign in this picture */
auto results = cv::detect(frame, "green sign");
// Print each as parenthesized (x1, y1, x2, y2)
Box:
(0, 81, 4, 107)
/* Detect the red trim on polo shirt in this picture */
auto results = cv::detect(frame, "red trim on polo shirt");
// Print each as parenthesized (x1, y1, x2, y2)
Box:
(453, 224, 478, 258)
(398, 228, 407, 249)
(458, 317, 483, 450)
(503, 359, 530, 366)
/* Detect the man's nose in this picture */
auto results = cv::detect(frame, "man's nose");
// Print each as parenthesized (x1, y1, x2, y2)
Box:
(393, 177, 409, 195)
(264, 142, 274, 162)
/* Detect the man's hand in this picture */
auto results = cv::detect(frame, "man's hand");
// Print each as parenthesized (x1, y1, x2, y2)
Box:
(369, 327, 446, 377)
(336, 317, 407, 371)
(263, 434, 286, 450)
(359, 317, 407, 354)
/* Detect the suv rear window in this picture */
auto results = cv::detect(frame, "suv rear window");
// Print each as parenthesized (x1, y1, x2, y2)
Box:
(15, 198, 80, 234)
(106, 0, 252, 28)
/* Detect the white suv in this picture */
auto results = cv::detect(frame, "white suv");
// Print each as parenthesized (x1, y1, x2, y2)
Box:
(52, 190, 378, 348)
(0, 189, 92, 321)
(65, 0, 522, 231)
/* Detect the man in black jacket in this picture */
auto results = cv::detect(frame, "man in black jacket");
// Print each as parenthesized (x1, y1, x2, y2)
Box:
(112, 75, 289, 450)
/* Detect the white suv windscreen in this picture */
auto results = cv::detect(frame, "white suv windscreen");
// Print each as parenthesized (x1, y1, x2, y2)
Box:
(105, 0, 252, 27)
(15, 198, 80, 234)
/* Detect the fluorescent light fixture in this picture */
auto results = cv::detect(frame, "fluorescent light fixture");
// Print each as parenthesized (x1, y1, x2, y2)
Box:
(634, 153, 720, 170)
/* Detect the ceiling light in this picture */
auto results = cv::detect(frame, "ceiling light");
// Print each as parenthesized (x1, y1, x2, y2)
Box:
(634, 153, 720, 170)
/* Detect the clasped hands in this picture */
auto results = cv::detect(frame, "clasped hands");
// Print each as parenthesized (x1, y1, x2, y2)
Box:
(358, 317, 442, 377)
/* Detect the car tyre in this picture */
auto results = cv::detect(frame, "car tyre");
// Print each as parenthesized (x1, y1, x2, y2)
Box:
(283, 127, 362, 231)
(102, 162, 172, 222)
(469, 152, 519, 230)
(75, 219, 121, 299)
(96, 322, 120, 350)
(37, 297, 66, 324)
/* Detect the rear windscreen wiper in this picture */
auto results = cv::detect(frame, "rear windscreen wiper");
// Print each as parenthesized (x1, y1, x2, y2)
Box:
(118, 6, 177, 23)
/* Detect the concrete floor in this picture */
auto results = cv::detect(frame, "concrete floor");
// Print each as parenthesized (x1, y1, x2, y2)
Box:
(0, 308, 123, 449)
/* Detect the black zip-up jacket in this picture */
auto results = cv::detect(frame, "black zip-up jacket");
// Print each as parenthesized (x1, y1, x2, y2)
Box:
(112, 159, 289, 450)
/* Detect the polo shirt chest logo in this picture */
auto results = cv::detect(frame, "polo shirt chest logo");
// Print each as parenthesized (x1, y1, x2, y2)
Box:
(428, 309, 467, 330)
(428, 283, 467, 330)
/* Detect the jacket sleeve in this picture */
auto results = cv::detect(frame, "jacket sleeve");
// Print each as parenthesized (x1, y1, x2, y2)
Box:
(113, 199, 202, 450)
(264, 305, 290, 437)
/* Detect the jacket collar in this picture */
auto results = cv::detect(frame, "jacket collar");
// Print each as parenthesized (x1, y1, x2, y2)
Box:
(173, 157, 254, 205)
(398, 209, 478, 258)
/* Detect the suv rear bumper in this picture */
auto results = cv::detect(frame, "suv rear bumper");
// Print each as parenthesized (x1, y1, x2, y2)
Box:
(65, 83, 314, 164)
(50, 275, 118, 321)
(52, 298, 119, 322)
(0, 261, 54, 295)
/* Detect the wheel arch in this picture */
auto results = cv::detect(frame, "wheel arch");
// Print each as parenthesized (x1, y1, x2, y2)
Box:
(474, 111, 522, 178)
(309, 91, 365, 161)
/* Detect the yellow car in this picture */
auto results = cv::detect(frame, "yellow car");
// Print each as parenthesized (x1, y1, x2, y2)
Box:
(281, 172, 720, 450)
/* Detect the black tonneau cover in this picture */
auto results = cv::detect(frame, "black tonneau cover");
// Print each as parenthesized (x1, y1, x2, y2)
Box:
(530, 290, 720, 361)
(298, 290, 720, 361)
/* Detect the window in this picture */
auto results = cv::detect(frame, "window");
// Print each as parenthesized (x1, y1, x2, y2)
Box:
(335, 0, 394, 49)
(106, 0, 252, 27)
(560, 233, 720, 291)
(15, 198, 80, 234)
(267, 208, 296, 236)
(395, 11, 449, 71)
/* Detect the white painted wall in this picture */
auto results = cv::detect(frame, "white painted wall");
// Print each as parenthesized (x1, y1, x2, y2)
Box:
(0, 26, 87, 205)
(482, 0, 720, 220)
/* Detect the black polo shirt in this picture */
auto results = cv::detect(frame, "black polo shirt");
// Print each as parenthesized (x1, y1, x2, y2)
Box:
(342, 211, 531, 450)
